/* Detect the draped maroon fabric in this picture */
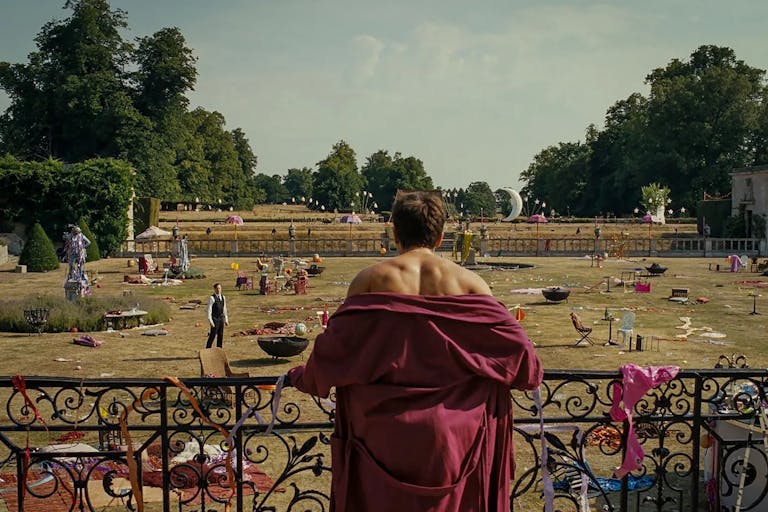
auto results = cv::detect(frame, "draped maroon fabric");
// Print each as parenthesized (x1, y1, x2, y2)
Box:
(288, 293, 543, 512)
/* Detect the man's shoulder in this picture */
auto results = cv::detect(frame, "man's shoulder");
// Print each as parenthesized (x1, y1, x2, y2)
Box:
(347, 259, 402, 296)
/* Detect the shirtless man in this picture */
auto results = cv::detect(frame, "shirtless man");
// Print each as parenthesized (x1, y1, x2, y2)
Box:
(288, 190, 541, 512)
(347, 190, 490, 297)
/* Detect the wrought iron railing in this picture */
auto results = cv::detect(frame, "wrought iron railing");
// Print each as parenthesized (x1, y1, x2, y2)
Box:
(0, 369, 765, 511)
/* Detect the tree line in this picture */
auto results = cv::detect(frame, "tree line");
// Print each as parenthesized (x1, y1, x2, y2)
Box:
(520, 45, 768, 218)
(3, 3, 767, 221)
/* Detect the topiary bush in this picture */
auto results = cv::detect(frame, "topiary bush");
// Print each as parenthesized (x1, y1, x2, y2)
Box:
(78, 218, 101, 262)
(19, 223, 60, 272)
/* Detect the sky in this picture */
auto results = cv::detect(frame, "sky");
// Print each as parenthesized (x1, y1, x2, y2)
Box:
(1, 1, 768, 191)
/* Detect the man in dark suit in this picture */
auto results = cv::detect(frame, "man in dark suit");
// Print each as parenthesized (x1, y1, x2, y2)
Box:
(205, 283, 229, 348)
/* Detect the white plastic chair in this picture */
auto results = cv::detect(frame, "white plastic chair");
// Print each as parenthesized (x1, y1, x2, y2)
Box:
(617, 311, 636, 345)
(739, 255, 749, 272)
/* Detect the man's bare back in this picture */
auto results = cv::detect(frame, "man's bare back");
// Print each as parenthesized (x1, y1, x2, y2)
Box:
(347, 247, 492, 297)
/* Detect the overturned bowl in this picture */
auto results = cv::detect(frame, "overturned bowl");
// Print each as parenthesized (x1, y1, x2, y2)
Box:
(257, 336, 309, 358)
(541, 287, 571, 303)
(645, 265, 667, 276)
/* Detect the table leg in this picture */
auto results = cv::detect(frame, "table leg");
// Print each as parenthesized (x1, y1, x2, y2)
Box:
(606, 321, 619, 346)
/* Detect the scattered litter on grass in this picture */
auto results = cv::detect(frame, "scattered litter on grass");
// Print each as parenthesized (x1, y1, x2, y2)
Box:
(142, 329, 169, 336)
(137, 323, 165, 330)
(53, 358, 73, 362)
(688, 338, 729, 346)
(675, 317, 726, 340)
(100, 372, 115, 377)
(509, 288, 544, 294)
(73, 335, 104, 347)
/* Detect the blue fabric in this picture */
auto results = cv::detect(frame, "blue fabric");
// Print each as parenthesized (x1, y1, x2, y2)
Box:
(553, 474, 654, 493)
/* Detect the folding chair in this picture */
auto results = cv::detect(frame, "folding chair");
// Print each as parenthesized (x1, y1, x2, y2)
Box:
(570, 312, 595, 346)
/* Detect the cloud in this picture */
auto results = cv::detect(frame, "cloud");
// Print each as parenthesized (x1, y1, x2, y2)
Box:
(351, 35, 385, 79)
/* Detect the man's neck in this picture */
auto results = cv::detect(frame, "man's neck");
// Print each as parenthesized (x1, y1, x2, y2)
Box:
(399, 246, 435, 256)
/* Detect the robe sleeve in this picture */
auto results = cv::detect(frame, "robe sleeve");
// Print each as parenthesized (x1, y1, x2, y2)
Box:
(288, 312, 391, 398)
(463, 320, 543, 390)
(506, 333, 543, 391)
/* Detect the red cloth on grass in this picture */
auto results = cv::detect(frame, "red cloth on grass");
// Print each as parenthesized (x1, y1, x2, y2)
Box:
(288, 293, 542, 512)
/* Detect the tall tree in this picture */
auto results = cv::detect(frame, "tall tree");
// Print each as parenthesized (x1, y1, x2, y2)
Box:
(0, 0, 137, 161)
(361, 150, 395, 209)
(313, 140, 363, 211)
(585, 95, 649, 215)
(462, 182, 496, 218)
(254, 173, 288, 204)
(283, 167, 314, 201)
(645, 45, 765, 209)
(361, 150, 433, 211)
(184, 108, 253, 208)
(132, 27, 197, 120)
(520, 141, 590, 217)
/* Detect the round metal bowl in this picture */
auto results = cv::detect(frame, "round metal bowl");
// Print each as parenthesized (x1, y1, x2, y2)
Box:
(257, 336, 309, 358)
(645, 265, 667, 276)
(541, 287, 571, 303)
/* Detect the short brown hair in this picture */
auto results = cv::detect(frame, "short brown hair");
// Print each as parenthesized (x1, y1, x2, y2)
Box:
(391, 190, 446, 249)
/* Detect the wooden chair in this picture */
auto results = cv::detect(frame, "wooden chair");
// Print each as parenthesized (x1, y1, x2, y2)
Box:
(294, 275, 308, 295)
(570, 312, 595, 346)
(198, 348, 250, 404)
(235, 271, 253, 290)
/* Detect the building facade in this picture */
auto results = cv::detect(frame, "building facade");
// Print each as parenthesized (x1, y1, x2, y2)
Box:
(731, 164, 768, 239)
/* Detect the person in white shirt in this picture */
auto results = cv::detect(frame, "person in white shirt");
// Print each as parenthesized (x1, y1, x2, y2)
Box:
(206, 283, 229, 348)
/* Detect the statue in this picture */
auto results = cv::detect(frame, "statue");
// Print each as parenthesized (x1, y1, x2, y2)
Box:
(178, 235, 190, 272)
(63, 225, 91, 301)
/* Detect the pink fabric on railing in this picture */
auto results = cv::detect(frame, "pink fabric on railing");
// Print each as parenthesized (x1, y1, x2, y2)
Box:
(610, 364, 679, 478)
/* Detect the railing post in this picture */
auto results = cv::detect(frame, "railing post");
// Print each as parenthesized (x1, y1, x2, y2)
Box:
(160, 381, 170, 511)
(691, 373, 702, 512)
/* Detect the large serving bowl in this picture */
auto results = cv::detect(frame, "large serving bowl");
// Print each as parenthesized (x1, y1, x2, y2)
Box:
(257, 336, 309, 358)
(541, 287, 571, 303)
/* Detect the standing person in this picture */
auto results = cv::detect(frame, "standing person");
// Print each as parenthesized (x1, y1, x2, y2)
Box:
(205, 283, 229, 348)
(286, 190, 542, 512)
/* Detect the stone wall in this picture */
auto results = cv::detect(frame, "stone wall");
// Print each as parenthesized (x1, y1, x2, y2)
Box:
(0, 233, 24, 255)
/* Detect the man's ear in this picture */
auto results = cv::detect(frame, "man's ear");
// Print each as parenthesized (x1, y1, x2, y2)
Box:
(434, 232, 444, 249)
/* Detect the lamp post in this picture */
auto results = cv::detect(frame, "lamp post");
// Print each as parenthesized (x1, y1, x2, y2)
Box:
(646, 212, 653, 256)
